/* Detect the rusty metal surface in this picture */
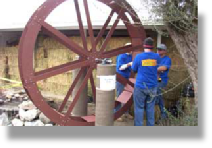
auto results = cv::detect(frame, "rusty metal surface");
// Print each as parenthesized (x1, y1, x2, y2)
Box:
(19, 0, 145, 126)
(84, 0, 96, 52)
(74, 0, 88, 51)
(117, 91, 132, 104)
(82, 115, 95, 123)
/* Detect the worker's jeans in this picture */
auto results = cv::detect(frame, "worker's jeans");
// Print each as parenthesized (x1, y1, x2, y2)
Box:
(133, 86, 157, 126)
(116, 81, 125, 97)
(155, 82, 167, 119)
(114, 81, 129, 113)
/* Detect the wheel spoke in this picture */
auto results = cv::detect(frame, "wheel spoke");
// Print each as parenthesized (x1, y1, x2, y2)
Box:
(90, 73, 96, 103)
(95, 10, 115, 46)
(34, 60, 90, 82)
(41, 22, 88, 56)
(74, 0, 88, 51)
(101, 44, 143, 58)
(65, 67, 93, 117)
(99, 9, 125, 53)
(58, 67, 86, 112)
(83, 0, 96, 51)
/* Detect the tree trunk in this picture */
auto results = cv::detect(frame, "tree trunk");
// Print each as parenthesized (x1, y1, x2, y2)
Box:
(166, 26, 198, 105)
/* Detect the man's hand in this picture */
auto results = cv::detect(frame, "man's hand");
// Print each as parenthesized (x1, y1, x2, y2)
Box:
(157, 66, 167, 72)
(119, 62, 133, 70)
(128, 62, 133, 66)
(119, 64, 128, 70)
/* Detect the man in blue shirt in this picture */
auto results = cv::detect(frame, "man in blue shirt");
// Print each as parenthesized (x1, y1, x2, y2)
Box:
(156, 44, 172, 119)
(116, 43, 133, 121)
(132, 37, 161, 126)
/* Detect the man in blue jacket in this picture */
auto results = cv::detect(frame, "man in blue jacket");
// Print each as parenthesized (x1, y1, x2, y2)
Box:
(132, 37, 161, 126)
(156, 44, 172, 119)
(116, 43, 133, 121)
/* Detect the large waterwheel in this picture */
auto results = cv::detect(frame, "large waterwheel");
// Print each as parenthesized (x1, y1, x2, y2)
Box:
(18, 0, 146, 126)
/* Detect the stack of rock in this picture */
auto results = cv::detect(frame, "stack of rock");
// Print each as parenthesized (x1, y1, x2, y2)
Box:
(0, 89, 29, 120)
(11, 100, 53, 126)
(4, 89, 29, 103)
(0, 88, 54, 126)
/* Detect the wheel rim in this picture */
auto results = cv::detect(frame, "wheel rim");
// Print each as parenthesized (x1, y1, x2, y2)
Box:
(19, 0, 146, 126)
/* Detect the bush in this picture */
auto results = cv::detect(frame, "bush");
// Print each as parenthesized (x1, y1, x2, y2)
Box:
(157, 97, 198, 126)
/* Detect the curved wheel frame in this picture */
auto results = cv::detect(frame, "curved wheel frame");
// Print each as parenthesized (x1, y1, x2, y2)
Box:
(19, 0, 146, 126)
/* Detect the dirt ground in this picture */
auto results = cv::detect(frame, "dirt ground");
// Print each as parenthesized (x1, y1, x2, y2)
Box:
(114, 117, 134, 126)
(0, 88, 151, 126)
(61, 102, 134, 126)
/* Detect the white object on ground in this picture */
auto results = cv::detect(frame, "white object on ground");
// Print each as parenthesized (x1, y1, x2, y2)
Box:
(45, 124, 53, 126)
(33, 120, 44, 126)
(19, 108, 40, 121)
(24, 122, 34, 126)
(18, 100, 37, 110)
(0, 113, 10, 126)
(12, 118, 24, 126)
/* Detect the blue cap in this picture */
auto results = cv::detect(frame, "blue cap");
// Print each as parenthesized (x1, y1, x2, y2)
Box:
(157, 44, 167, 50)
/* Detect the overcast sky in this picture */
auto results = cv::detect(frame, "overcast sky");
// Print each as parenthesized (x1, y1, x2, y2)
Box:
(0, 0, 150, 29)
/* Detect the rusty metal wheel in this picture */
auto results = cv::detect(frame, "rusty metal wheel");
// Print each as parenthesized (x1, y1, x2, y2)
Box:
(19, 0, 145, 126)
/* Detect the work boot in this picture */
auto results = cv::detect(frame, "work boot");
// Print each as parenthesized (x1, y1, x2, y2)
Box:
(125, 114, 134, 120)
(117, 116, 125, 122)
